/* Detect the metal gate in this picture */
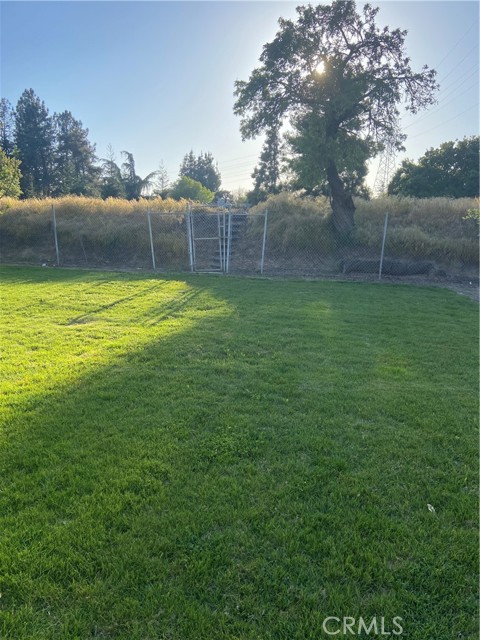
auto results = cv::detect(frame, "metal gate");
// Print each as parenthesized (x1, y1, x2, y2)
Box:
(186, 207, 268, 274)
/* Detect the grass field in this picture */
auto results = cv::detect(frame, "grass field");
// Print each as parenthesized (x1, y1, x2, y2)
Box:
(0, 266, 477, 639)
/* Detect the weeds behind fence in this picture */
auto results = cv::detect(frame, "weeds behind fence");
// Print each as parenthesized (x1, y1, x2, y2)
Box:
(251, 193, 478, 274)
(0, 196, 193, 270)
(0, 194, 478, 278)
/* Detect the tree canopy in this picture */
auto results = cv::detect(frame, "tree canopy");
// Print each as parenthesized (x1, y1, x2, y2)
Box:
(0, 148, 22, 198)
(15, 89, 55, 197)
(249, 127, 282, 205)
(153, 161, 170, 198)
(234, 1, 438, 232)
(120, 151, 158, 200)
(0, 99, 16, 157)
(100, 146, 126, 199)
(5, 90, 103, 198)
(179, 151, 221, 193)
(170, 175, 215, 203)
(388, 136, 479, 198)
(1, 89, 167, 201)
(53, 111, 100, 197)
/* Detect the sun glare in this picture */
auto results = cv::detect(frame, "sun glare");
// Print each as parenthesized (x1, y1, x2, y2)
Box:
(315, 61, 325, 74)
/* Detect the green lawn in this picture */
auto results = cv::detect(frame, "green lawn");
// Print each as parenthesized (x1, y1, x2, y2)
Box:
(0, 266, 477, 640)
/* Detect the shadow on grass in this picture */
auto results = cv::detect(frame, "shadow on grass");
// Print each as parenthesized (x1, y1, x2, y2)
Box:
(0, 268, 478, 639)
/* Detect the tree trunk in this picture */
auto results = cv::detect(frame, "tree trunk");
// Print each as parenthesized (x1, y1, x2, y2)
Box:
(327, 160, 355, 236)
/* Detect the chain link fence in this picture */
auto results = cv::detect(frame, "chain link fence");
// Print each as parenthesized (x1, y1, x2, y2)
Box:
(0, 199, 478, 286)
(262, 212, 437, 279)
(186, 206, 267, 275)
(255, 195, 478, 286)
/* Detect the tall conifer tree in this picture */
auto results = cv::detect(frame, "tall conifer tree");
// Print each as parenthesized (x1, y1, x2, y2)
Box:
(15, 89, 55, 197)
(53, 110, 100, 196)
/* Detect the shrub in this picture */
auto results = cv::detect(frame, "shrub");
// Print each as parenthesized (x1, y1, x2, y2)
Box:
(251, 192, 334, 252)
(170, 177, 214, 204)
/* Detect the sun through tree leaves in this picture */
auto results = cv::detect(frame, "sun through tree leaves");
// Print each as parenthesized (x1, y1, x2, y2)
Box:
(234, 1, 438, 235)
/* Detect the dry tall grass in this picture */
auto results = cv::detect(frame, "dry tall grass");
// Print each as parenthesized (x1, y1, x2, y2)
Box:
(0, 196, 190, 269)
(0, 194, 478, 272)
(252, 193, 478, 269)
(357, 196, 478, 268)
(0, 195, 187, 217)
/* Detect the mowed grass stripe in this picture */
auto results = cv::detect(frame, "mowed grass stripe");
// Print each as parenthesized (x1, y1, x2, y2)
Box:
(0, 266, 477, 640)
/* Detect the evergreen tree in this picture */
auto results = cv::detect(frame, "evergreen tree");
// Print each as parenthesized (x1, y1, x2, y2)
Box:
(153, 161, 170, 198)
(53, 110, 100, 196)
(100, 145, 126, 199)
(0, 99, 16, 157)
(179, 151, 197, 181)
(196, 152, 221, 193)
(15, 89, 55, 197)
(179, 151, 221, 193)
(249, 127, 281, 204)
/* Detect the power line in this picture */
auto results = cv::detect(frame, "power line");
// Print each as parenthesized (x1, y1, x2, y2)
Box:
(197, 27, 479, 188)
(221, 172, 254, 181)
(438, 45, 478, 85)
(437, 66, 478, 102)
(219, 160, 257, 173)
(403, 70, 478, 130)
(434, 23, 476, 70)
(219, 153, 259, 166)
(221, 168, 254, 177)
(408, 104, 479, 140)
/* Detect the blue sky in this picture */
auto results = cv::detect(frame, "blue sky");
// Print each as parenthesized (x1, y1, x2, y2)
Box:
(1, 1, 478, 193)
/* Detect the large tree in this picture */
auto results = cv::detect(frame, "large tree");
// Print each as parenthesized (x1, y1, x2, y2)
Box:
(234, 1, 437, 234)
(15, 89, 55, 197)
(388, 136, 479, 198)
(287, 110, 371, 197)
(179, 151, 221, 193)
(53, 110, 100, 196)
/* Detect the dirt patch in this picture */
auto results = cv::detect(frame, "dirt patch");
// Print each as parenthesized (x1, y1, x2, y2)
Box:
(260, 253, 478, 301)
(272, 272, 479, 302)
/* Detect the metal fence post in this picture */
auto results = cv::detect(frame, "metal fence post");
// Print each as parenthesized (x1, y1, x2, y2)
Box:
(147, 210, 156, 270)
(378, 212, 389, 280)
(186, 208, 194, 272)
(226, 211, 232, 274)
(260, 209, 268, 274)
(217, 211, 224, 272)
(190, 205, 196, 270)
(51, 204, 60, 266)
(223, 211, 227, 273)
